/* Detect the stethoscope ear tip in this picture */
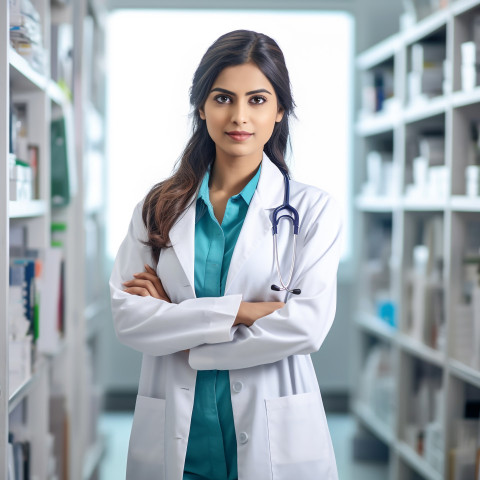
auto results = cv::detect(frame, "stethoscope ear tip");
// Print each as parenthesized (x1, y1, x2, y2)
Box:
(271, 284, 282, 291)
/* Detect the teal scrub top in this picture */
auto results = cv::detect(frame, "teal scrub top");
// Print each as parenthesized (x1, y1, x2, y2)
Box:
(183, 163, 262, 480)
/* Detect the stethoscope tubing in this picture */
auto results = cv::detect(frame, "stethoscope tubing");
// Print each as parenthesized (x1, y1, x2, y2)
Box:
(270, 167, 301, 295)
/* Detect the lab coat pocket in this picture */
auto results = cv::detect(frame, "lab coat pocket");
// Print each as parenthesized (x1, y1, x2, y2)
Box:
(127, 395, 166, 480)
(265, 392, 337, 480)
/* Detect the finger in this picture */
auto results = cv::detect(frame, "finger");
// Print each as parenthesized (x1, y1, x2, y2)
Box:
(133, 272, 168, 298)
(124, 286, 170, 303)
(123, 279, 161, 299)
(123, 286, 150, 297)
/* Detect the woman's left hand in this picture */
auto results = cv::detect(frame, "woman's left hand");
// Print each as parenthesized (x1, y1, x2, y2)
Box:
(123, 264, 171, 302)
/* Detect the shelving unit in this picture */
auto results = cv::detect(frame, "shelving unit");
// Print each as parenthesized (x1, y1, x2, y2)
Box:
(355, 2, 480, 479)
(1, 1, 107, 479)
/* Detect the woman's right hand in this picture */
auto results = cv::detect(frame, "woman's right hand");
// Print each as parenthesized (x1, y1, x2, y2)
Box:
(234, 301, 285, 327)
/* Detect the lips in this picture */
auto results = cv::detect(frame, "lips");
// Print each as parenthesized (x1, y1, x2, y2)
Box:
(226, 131, 253, 141)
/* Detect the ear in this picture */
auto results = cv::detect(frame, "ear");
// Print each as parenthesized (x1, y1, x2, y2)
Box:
(275, 107, 284, 123)
(199, 108, 206, 120)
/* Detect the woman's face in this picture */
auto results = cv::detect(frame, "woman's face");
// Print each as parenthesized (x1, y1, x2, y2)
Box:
(199, 62, 284, 163)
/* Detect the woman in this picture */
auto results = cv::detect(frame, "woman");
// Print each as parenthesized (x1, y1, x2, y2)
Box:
(110, 30, 342, 480)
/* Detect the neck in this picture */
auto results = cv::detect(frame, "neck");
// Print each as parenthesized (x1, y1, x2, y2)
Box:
(209, 151, 262, 197)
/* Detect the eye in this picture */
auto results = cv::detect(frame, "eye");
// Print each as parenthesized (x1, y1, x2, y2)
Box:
(214, 95, 231, 104)
(250, 95, 267, 105)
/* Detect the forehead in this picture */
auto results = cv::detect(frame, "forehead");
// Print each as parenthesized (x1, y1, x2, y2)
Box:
(212, 62, 275, 93)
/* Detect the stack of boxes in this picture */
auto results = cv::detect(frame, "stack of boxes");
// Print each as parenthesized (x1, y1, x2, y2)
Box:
(408, 42, 446, 103)
(405, 134, 447, 200)
(461, 15, 480, 92)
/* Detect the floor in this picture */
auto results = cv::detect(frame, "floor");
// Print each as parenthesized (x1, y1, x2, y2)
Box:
(98, 412, 388, 479)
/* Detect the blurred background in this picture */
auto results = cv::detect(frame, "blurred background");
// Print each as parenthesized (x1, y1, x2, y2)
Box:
(3, 0, 480, 479)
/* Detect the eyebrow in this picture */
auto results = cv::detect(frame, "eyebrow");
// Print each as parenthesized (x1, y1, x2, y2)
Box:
(210, 87, 273, 96)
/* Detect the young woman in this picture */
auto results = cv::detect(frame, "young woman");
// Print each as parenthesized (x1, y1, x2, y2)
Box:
(110, 30, 342, 480)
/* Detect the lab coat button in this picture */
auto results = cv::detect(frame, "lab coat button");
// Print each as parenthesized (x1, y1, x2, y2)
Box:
(239, 432, 249, 444)
(232, 381, 243, 393)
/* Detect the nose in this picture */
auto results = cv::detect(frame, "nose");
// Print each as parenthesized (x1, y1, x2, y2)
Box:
(231, 101, 248, 125)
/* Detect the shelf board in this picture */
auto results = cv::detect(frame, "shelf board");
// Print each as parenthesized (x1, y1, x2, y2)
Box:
(356, 111, 398, 136)
(82, 434, 107, 480)
(9, 200, 48, 218)
(452, 0, 480, 16)
(452, 87, 480, 108)
(9, 47, 47, 92)
(402, 196, 448, 211)
(357, 34, 401, 70)
(398, 333, 445, 366)
(355, 312, 397, 342)
(47, 79, 68, 105)
(355, 195, 399, 212)
(352, 401, 394, 445)
(450, 195, 480, 211)
(397, 441, 443, 480)
(8, 358, 46, 414)
(403, 95, 448, 124)
(449, 358, 480, 388)
(402, 8, 449, 46)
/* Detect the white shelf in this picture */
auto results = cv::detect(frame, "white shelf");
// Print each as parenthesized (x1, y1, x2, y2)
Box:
(9, 47, 69, 106)
(450, 195, 480, 211)
(355, 195, 399, 212)
(47, 79, 69, 105)
(2, 3, 107, 479)
(356, 34, 401, 70)
(402, 8, 449, 46)
(397, 441, 443, 480)
(451, 87, 480, 108)
(9, 47, 47, 92)
(402, 196, 448, 211)
(355, 312, 397, 342)
(355, 2, 480, 480)
(397, 334, 445, 366)
(9, 200, 48, 218)
(403, 96, 449, 124)
(356, 111, 399, 136)
(8, 358, 46, 414)
(352, 401, 394, 445)
(452, 0, 480, 16)
(449, 358, 480, 388)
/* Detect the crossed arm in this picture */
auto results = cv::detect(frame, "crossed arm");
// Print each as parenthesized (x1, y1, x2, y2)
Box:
(123, 265, 284, 327)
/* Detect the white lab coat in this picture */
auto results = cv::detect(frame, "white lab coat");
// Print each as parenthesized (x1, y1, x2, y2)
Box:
(110, 153, 342, 480)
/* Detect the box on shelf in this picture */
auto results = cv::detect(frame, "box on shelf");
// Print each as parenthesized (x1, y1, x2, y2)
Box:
(10, 159, 34, 202)
(466, 165, 480, 197)
(359, 345, 396, 428)
(361, 68, 395, 116)
(406, 217, 445, 350)
(361, 151, 400, 198)
(9, 0, 47, 74)
(405, 373, 443, 465)
(405, 133, 447, 200)
(408, 42, 446, 102)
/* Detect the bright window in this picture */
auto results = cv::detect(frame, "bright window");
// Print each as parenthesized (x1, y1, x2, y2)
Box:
(106, 9, 354, 260)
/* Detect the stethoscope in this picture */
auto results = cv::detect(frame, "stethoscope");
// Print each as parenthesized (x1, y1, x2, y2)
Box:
(270, 168, 302, 295)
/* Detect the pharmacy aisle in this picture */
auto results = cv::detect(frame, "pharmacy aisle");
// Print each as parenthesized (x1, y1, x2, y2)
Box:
(354, 1, 480, 479)
(1, 1, 108, 479)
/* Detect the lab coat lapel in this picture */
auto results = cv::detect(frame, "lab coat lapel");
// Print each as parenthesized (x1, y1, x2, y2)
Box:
(224, 154, 285, 294)
(168, 198, 196, 293)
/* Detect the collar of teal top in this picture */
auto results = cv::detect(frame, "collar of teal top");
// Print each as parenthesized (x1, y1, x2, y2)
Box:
(198, 162, 262, 206)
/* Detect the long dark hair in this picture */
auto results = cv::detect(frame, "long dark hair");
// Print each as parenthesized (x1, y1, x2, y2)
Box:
(142, 30, 295, 263)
